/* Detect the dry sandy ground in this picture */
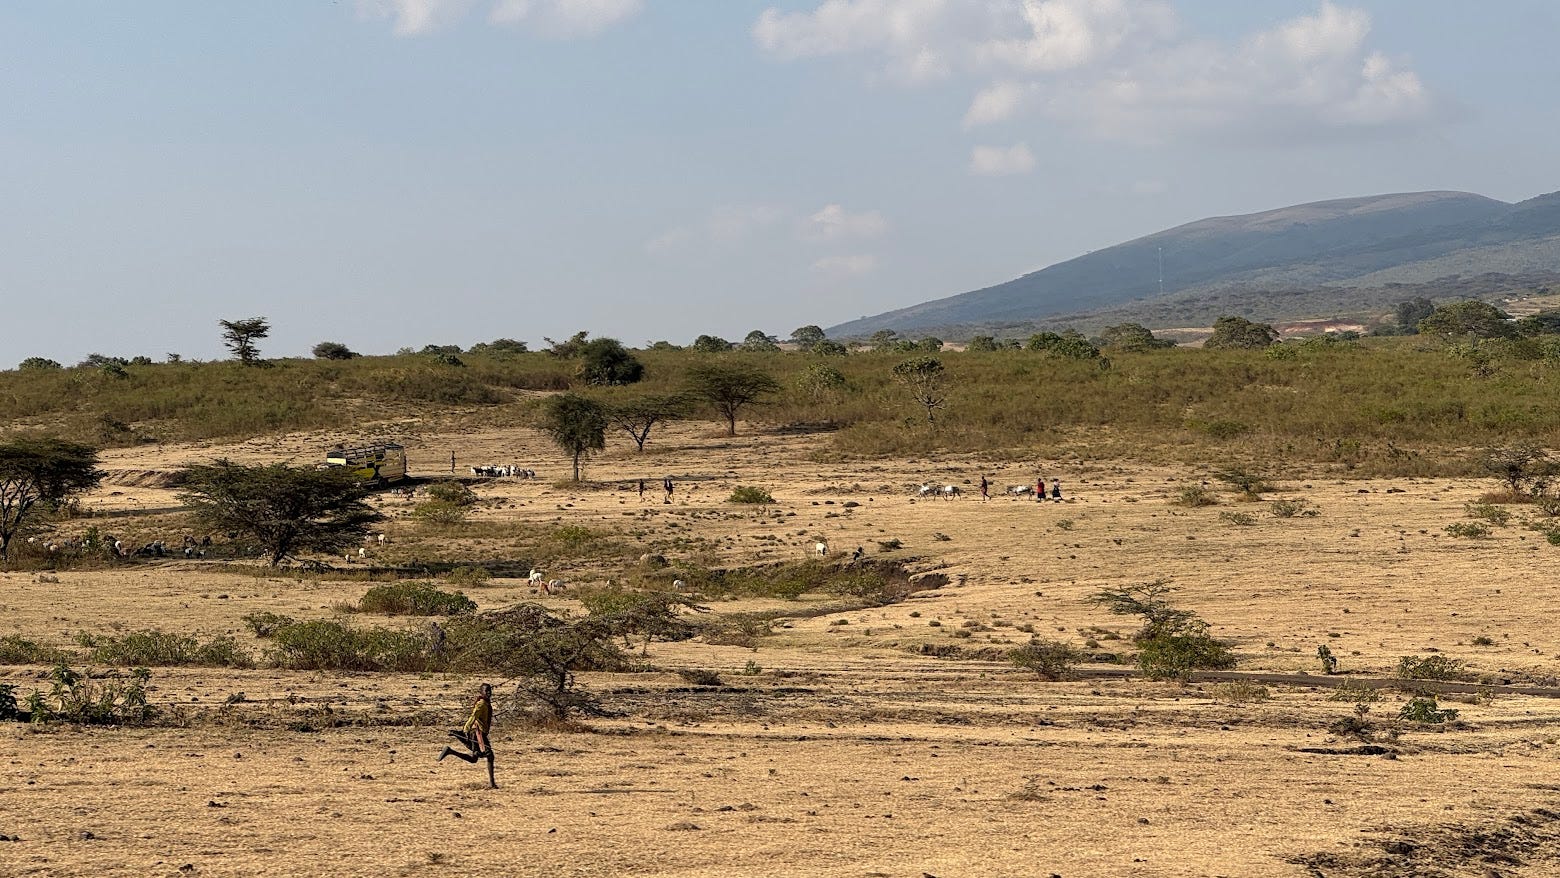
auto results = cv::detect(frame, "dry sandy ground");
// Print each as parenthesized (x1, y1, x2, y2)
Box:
(4, 421, 1560, 876)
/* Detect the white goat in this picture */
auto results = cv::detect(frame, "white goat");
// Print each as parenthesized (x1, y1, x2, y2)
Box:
(942, 485, 962, 500)
(814, 541, 829, 557)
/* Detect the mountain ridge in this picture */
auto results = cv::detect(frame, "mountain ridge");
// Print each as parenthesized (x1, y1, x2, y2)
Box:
(828, 190, 1560, 338)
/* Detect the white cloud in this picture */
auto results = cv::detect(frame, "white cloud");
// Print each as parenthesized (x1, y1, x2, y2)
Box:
(969, 143, 1035, 176)
(963, 80, 1029, 127)
(357, 0, 474, 36)
(646, 205, 785, 254)
(756, 1, 1438, 143)
(812, 254, 878, 277)
(801, 204, 888, 242)
(490, 0, 644, 37)
(356, 0, 641, 36)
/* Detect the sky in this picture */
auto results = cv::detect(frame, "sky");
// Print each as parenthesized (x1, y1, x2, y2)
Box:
(2, 1, 1557, 363)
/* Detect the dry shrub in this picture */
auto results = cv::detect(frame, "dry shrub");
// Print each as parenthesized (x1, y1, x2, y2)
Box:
(1212, 681, 1270, 703)
(1009, 638, 1084, 681)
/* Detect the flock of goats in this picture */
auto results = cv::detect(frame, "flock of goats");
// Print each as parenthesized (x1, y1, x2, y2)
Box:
(914, 479, 1064, 500)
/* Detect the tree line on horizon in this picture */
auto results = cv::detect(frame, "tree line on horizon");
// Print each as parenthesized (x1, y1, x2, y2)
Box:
(11, 295, 1549, 373)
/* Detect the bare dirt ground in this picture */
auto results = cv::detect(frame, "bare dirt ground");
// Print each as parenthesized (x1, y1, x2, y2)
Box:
(4, 421, 1560, 877)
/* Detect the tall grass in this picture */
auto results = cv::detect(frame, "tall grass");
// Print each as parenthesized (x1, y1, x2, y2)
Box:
(7, 341, 1560, 471)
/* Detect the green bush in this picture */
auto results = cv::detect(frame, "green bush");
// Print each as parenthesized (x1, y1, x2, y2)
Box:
(1399, 695, 1458, 724)
(356, 582, 477, 616)
(1009, 638, 1084, 681)
(412, 500, 471, 526)
(1136, 632, 1236, 681)
(0, 683, 19, 720)
(0, 634, 73, 666)
(1396, 654, 1474, 681)
(425, 480, 478, 506)
(1218, 511, 1256, 526)
(1462, 502, 1511, 525)
(727, 486, 775, 504)
(265, 619, 435, 672)
(76, 630, 253, 668)
(26, 663, 157, 726)
(1445, 521, 1491, 538)
(242, 612, 296, 638)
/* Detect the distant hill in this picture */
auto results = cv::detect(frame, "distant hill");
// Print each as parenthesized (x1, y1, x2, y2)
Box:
(828, 190, 1560, 338)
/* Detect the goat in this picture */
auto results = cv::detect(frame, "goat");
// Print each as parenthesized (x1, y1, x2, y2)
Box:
(1007, 485, 1034, 497)
(814, 541, 829, 557)
(673, 579, 687, 591)
(358, 547, 368, 558)
(942, 485, 962, 500)
(916, 483, 937, 497)
(528, 569, 544, 585)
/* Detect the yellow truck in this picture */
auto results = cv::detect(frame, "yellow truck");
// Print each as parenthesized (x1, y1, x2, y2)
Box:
(323, 443, 407, 486)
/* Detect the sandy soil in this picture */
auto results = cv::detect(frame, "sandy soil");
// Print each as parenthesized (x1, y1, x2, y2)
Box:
(3, 421, 1559, 876)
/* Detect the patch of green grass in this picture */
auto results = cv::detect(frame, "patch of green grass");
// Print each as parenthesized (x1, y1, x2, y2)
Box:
(0, 634, 73, 666)
(726, 486, 775, 504)
(76, 630, 253, 668)
(356, 582, 477, 616)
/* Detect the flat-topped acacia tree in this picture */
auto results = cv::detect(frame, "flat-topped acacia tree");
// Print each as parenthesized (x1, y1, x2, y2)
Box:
(177, 461, 382, 566)
(0, 438, 101, 561)
(682, 363, 780, 437)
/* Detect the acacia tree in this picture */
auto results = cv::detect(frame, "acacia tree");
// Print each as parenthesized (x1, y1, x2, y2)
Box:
(219, 317, 271, 365)
(0, 438, 101, 561)
(177, 461, 382, 566)
(540, 393, 609, 481)
(891, 356, 947, 423)
(683, 363, 781, 436)
(608, 394, 691, 452)
(311, 341, 358, 360)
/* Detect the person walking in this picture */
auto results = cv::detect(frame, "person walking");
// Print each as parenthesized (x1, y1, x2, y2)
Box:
(438, 683, 497, 788)
(663, 477, 674, 504)
(1051, 479, 1062, 501)
(1035, 476, 1045, 503)
(637, 479, 646, 502)
(979, 476, 989, 501)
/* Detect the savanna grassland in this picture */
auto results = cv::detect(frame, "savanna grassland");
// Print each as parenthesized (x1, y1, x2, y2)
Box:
(4, 339, 1560, 877)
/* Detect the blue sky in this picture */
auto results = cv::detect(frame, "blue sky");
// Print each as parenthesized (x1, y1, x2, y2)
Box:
(2, 1, 1557, 362)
